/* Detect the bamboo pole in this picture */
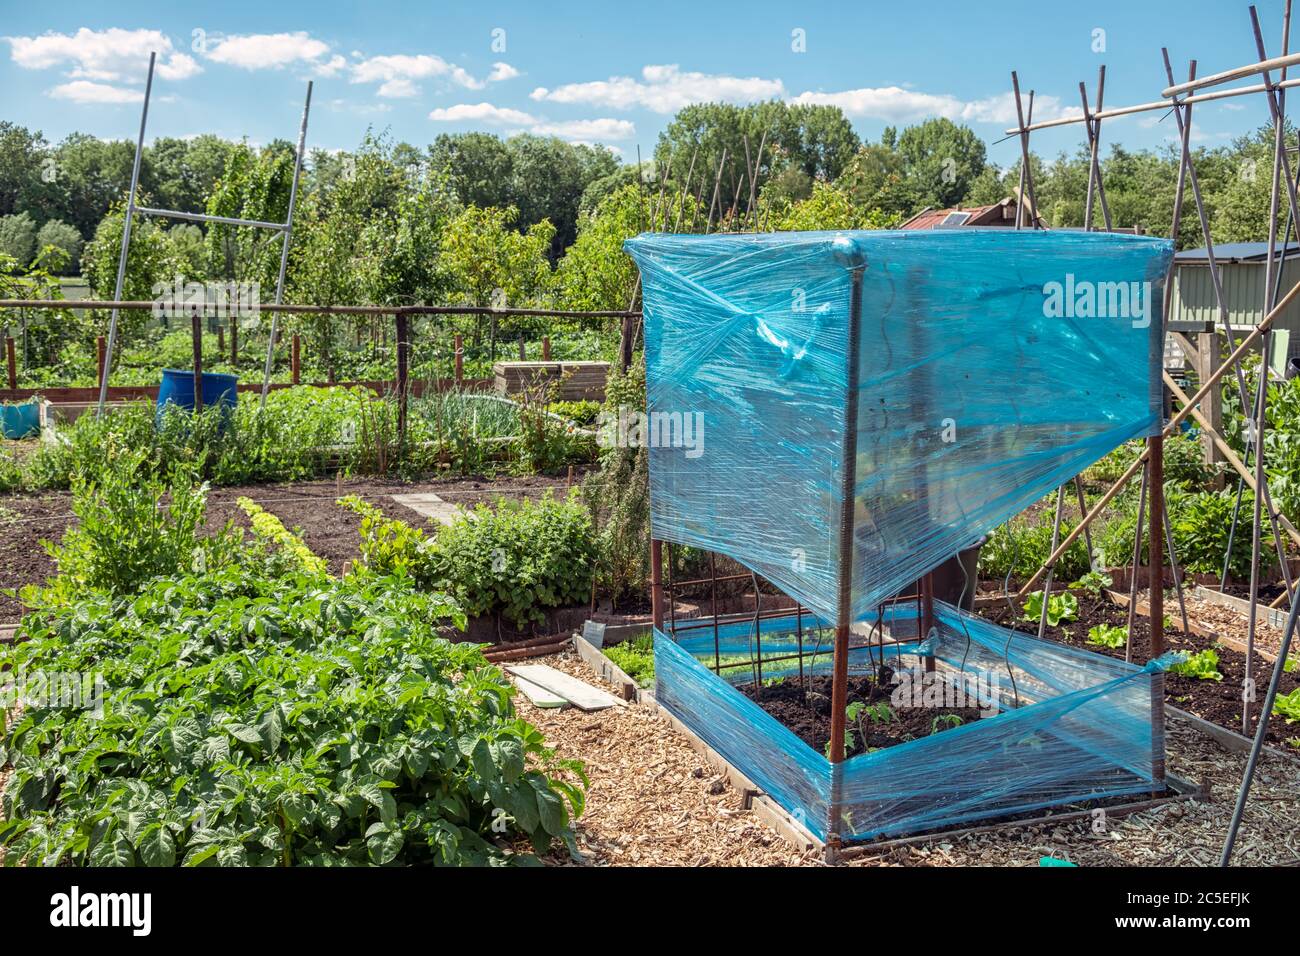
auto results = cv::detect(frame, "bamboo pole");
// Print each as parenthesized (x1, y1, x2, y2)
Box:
(1005, 76, 1300, 136)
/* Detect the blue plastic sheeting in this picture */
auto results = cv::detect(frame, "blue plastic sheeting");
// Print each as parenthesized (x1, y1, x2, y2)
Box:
(653, 601, 1170, 842)
(625, 230, 1174, 623)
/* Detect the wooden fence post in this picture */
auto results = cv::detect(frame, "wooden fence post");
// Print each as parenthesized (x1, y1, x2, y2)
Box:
(5, 336, 15, 391)
(454, 333, 463, 390)
(395, 311, 409, 445)
(97, 335, 106, 389)
(218, 324, 225, 356)
(230, 319, 238, 366)
(291, 333, 301, 385)
(542, 335, 551, 361)
(191, 305, 204, 413)
(518, 335, 526, 361)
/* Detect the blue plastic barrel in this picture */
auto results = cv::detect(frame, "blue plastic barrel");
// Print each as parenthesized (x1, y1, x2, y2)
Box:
(156, 369, 238, 427)
(0, 401, 40, 439)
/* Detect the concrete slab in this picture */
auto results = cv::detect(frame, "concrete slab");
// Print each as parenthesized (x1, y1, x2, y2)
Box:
(390, 492, 464, 527)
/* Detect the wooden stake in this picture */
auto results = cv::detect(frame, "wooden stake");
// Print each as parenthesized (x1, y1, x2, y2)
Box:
(291, 333, 301, 385)
(191, 305, 203, 414)
(5, 336, 15, 391)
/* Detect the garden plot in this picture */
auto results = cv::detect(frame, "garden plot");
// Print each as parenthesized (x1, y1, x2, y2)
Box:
(531, 648, 1300, 867)
(0, 472, 580, 623)
(977, 585, 1300, 748)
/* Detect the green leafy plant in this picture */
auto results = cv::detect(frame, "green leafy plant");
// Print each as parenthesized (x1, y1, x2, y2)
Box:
(237, 497, 328, 577)
(1086, 624, 1127, 649)
(602, 633, 654, 688)
(1021, 590, 1079, 627)
(36, 448, 239, 601)
(344, 491, 596, 629)
(1274, 688, 1300, 723)
(930, 714, 965, 734)
(1070, 570, 1113, 597)
(1168, 648, 1224, 681)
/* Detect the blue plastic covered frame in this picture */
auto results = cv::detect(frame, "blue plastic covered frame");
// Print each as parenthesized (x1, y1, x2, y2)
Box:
(625, 229, 1174, 623)
(653, 601, 1169, 843)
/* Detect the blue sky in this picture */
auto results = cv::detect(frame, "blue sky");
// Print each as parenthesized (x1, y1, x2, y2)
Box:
(0, 0, 1289, 167)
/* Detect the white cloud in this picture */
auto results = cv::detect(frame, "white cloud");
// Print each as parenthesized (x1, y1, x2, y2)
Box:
(429, 102, 536, 124)
(428, 101, 634, 142)
(791, 86, 1080, 125)
(487, 61, 519, 82)
(5, 27, 200, 83)
(530, 117, 635, 140)
(531, 63, 785, 113)
(313, 54, 349, 79)
(48, 80, 144, 104)
(206, 31, 331, 70)
(352, 53, 483, 97)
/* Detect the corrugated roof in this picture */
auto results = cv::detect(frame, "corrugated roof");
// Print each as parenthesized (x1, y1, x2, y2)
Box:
(1175, 241, 1300, 264)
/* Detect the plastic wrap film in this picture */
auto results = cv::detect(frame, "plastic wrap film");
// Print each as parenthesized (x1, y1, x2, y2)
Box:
(653, 601, 1171, 842)
(625, 230, 1174, 623)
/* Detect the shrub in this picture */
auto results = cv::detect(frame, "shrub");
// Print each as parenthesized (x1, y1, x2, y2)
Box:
(420, 492, 596, 628)
(37, 448, 239, 599)
(979, 508, 1091, 583)
(34, 220, 83, 275)
(344, 491, 597, 628)
(582, 361, 650, 606)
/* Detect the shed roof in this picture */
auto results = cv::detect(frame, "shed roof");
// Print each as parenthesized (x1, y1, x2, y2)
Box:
(1175, 241, 1300, 264)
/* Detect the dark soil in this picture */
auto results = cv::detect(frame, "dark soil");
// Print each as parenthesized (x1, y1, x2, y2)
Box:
(0, 472, 582, 623)
(977, 584, 1300, 748)
(0, 492, 73, 624)
(736, 672, 983, 757)
(1223, 581, 1287, 603)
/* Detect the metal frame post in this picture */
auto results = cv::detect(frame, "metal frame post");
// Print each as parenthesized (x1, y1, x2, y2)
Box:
(261, 81, 313, 407)
(96, 52, 155, 418)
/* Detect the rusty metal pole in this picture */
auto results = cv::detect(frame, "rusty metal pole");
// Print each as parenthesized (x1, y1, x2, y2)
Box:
(5, 337, 15, 391)
(1149, 438, 1164, 657)
(650, 539, 664, 631)
(829, 259, 866, 767)
(921, 572, 936, 674)
(453, 332, 464, 390)
(291, 333, 301, 385)
(96, 335, 106, 389)
(191, 305, 203, 414)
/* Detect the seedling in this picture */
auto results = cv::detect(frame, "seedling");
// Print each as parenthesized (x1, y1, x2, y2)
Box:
(1168, 649, 1223, 681)
(930, 714, 965, 734)
(1087, 624, 1127, 649)
(1021, 590, 1079, 627)
(1273, 688, 1300, 724)
(1070, 570, 1113, 597)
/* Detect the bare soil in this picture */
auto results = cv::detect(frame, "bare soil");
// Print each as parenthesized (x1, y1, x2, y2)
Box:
(735, 672, 982, 757)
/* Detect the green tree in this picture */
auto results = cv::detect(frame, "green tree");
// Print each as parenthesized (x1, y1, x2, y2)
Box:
(555, 183, 642, 312)
(895, 118, 987, 209)
(440, 205, 555, 355)
(0, 212, 37, 266)
(34, 219, 83, 274)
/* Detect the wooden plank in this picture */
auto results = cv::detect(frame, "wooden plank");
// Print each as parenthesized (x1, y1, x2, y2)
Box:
(506, 663, 624, 710)
(511, 675, 569, 709)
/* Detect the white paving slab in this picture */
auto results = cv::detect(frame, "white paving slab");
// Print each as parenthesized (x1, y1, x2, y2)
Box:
(390, 492, 464, 527)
